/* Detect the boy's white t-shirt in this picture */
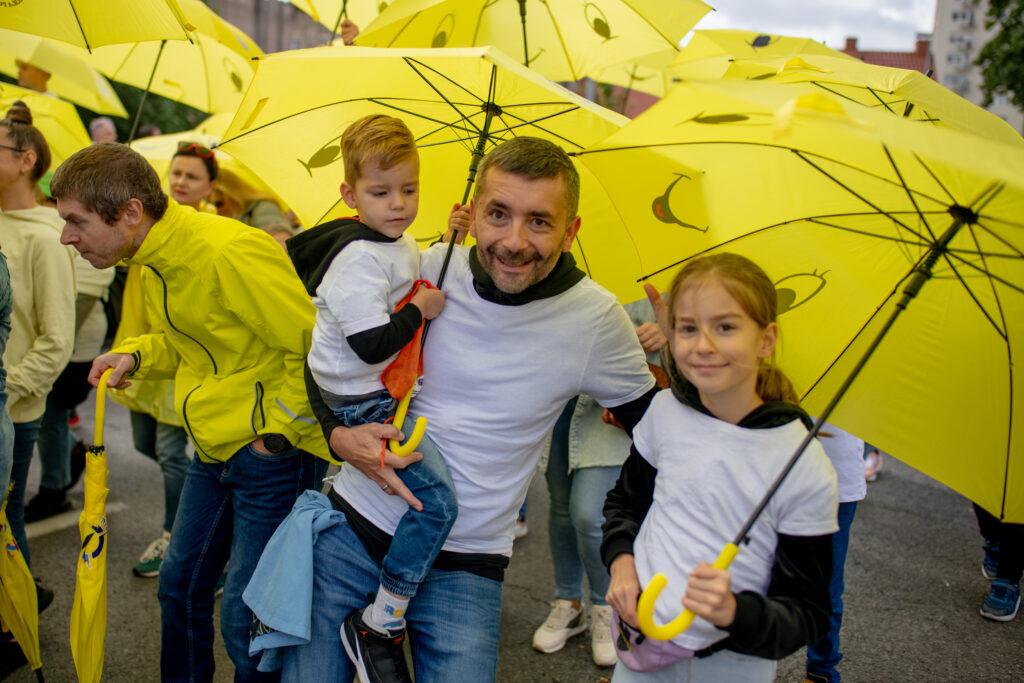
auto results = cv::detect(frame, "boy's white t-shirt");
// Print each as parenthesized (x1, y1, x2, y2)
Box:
(332, 244, 656, 556)
(632, 391, 839, 652)
(308, 233, 419, 397)
(816, 421, 867, 503)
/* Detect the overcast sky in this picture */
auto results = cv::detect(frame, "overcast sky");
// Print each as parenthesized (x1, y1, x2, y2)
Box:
(692, 0, 938, 52)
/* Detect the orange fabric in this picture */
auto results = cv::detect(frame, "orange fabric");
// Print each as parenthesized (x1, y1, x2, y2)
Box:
(381, 279, 436, 400)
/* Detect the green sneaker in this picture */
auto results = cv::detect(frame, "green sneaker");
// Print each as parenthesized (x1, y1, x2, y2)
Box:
(133, 533, 170, 578)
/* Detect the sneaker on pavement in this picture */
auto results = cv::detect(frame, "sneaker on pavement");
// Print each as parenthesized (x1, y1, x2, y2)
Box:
(133, 532, 170, 578)
(590, 604, 616, 667)
(980, 579, 1021, 622)
(513, 516, 528, 540)
(341, 609, 412, 683)
(532, 599, 588, 654)
(864, 449, 883, 482)
(982, 539, 1000, 580)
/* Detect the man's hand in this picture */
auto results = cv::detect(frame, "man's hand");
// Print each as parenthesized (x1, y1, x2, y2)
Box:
(411, 287, 445, 320)
(635, 321, 666, 353)
(445, 203, 471, 243)
(339, 18, 359, 46)
(89, 352, 136, 389)
(327, 422, 424, 510)
(607, 553, 642, 627)
(682, 562, 737, 628)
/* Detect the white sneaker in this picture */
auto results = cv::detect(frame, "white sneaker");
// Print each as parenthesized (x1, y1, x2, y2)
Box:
(514, 516, 528, 540)
(590, 604, 616, 667)
(532, 599, 588, 653)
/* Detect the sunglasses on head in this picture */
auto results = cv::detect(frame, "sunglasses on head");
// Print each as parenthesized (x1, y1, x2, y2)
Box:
(177, 141, 214, 158)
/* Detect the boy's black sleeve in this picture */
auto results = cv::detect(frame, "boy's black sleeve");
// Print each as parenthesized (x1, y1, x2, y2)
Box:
(713, 533, 832, 659)
(601, 445, 657, 568)
(305, 360, 344, 450)
(345, 304, 423, 364)
(605, 386, 659, 436)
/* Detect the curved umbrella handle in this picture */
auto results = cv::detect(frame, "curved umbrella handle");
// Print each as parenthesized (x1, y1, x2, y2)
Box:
(637, 543, 740, 640)
(388, 389, 426, 457)
(94, 369, 114, 448)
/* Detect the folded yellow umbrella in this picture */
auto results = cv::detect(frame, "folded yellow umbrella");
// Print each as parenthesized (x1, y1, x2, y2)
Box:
(671, 28, 857, 80)
(70, 369, 113, 683)
(219, 45, 645, 299)
(0, 82, 91, 169)
(0, 490, 42, 681)
(79, 0, 262, 121)
(357, 0, 712, 83)
(0, 29, 127, 118)
(0, 0, 193, 51)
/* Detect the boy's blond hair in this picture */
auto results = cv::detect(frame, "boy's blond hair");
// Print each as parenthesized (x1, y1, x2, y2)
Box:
(342, 115, 418, 185)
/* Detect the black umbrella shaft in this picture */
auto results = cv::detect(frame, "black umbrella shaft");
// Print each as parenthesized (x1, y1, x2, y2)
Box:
(731, 218, 965, 547)
(518, 0, 529, 67)
(128, 40, 166, 143)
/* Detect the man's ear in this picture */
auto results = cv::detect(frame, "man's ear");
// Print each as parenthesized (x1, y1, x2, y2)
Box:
(120, 197, 145, 228)
(339, 181, 357, 210)
(561, 215, 581, 252)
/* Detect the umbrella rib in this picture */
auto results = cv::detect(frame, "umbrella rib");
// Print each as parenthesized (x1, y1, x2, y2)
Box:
(810, 82, 898, 116)
(944, 250, 1024, 299)
(882, 144, 938, 242)
(538, 0, 581, 82)
(401, 57, 487, 136)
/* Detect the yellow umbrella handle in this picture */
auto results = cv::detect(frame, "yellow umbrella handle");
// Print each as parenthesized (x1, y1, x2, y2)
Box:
(637, 543, 740, 640)
(388, 389, 426, 457)
(94, 369, 113, 448)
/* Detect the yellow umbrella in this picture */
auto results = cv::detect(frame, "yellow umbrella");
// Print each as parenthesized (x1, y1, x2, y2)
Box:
(70, 369, 113, 683)
(290, 0, 388, 39)
(0, 29, 127, 118)
(589, 49, 680, 100)
(671, 28, 857, 80)
(0, 82, 91, 169)
(79, 0, 262, 126)
(356, 0, 712, 82)
(0, 0, 192, 51)
(576, 78, 1024, 638)
(712, 54, 1024, 146)
(0, 490, 42, 681)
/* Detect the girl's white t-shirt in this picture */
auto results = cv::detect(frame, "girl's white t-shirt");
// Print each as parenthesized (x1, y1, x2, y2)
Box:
(333, 244, 656, 556)
(308, 234, 419, 396)
(632, 391, 839, 652)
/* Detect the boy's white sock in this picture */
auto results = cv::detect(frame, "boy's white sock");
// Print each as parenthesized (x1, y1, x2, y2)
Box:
(363, 586, 410, 634)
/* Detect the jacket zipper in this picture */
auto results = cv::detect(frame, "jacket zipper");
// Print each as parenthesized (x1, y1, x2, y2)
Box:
(181, 386, 210, 459)
(251, 381, 265, 435)
(146, 265, 218, 374)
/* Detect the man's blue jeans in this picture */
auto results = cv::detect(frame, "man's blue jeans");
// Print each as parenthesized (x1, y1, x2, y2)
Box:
(157, 444, 314, 682)
(546, 402, 619, 605)
(8, 419, 41, 567)
(278, 517, 502, 682)
(806, 501, 858, 682)
(329, 396, 458, 599)
(130, 410, 189, 533)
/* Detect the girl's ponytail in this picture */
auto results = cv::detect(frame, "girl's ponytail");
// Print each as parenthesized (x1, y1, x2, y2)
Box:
(756, 363, 799, 404)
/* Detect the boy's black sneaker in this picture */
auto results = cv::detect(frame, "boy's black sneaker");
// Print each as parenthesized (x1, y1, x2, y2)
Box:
(341, 610, 412, 683)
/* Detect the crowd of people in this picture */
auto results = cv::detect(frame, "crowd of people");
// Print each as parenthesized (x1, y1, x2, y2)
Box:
(0, 89, 1020, 683)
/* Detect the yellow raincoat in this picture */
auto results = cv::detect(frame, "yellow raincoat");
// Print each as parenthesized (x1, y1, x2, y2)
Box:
(112, 201, 327, 462)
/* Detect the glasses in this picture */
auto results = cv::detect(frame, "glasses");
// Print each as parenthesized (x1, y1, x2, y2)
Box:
(0, 143, 25, 153)
(176, 141, 214, 158)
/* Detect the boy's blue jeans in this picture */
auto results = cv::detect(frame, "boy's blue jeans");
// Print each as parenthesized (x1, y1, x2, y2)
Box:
(327, 393, 457, 598)
(158, 445, 314, 682)
(806, 501, 858, 682)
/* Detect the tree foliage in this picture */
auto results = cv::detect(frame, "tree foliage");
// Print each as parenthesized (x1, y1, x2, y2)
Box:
(976, 0, 1024, 109)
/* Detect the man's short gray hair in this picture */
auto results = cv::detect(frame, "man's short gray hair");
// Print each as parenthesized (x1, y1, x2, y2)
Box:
(474, 138, 580, 223)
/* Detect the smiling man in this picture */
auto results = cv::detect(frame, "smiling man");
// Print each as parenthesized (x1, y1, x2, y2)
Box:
(261, 137, 660, 683)
(51, 142, 328, 683)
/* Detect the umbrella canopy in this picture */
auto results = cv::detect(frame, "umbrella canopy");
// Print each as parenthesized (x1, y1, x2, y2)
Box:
(218, 45, 639, 286)
(671, 28, 856, 80)
(711, 54, 1024, 146)
(289, 0, 388, 37)
(356, 0, 711, 82)
(79, 0, 263, 116)
(0, 496, 42, 680)
(575, 79, 1024, 522)
(0, 0, 192, 51)
(588, 49, 680, 100)
(0, 82, 91, 169)
(70, 370, 113, 683)
(0, 29, 128, 118)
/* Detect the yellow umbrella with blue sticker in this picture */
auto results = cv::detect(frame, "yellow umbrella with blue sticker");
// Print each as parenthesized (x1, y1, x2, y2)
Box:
(0, 488, 43, 681)
(70, 370, 113, 683)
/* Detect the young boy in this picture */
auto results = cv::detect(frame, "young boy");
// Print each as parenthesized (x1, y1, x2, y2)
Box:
(288, 114, 452, 683)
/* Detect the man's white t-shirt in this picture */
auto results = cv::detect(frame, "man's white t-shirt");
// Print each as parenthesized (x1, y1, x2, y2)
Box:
(332, 244, 655, 556)
(632, 391, 839, 652)
(308, 233, 419, 397)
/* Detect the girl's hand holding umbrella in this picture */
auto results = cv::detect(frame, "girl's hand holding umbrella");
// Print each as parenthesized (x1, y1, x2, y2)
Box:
(88, 352, 136, 390)
(607, 553, 642, 627)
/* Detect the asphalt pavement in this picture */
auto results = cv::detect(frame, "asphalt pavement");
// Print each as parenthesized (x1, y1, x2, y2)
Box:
(8, 397, 1024, 682)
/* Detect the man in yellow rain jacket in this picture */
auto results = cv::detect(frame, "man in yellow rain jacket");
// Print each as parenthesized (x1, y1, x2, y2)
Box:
(51, 141, 329, 682)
